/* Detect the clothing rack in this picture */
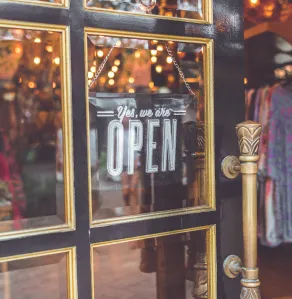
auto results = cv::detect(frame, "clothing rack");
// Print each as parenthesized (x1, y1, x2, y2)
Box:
(245, 74, 292, 247)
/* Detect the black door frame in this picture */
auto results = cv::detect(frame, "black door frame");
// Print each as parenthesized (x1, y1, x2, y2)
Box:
(0, 0, 245, 298)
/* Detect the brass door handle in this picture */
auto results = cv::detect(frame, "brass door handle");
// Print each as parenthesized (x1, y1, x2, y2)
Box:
(221, 121, 262, 299)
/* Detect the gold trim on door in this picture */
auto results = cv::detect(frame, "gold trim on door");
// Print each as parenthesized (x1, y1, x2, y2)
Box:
(0, 247, 78, 299)
(0, 20, 75, 241)
(90, 225, 217, 299)
(83, 0, 213, 24)
(84, 28, 215, 228)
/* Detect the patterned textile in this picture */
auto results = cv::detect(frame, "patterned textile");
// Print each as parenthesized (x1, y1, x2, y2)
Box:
(267, 85, 292, 244)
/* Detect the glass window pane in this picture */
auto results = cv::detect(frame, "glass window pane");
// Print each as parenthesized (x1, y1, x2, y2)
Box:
(86, 0, 205, 22)
(0, 27, 68, 234)
(92, 229, 210, 299)
(87, 34, 209, 222)
(0, 251, 70, 299)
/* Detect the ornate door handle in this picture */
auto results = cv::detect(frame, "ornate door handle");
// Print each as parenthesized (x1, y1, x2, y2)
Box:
(221, 121, 262, 299)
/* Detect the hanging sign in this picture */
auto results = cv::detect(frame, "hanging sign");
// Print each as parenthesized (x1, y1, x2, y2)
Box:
(89, 93, 196, 182)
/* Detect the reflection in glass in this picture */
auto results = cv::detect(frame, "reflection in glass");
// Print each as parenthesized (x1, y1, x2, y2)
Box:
(0, 28, 65, 233)
(87, 35, 206, 221)
(93, 230, 208, 299)
(0, 252, 68, 299)
(86, 0, 203, 21)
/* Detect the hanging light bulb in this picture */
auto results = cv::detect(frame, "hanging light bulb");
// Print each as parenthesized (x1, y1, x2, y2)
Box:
(88, 72, 94, 79)
(129, 88, 135, 93)
(152, 40, 158, 44)
(157, 45, 163, 52)
(34, 37, 42, 43)
(90, 66, 96, 73)
(15, 47, 21, 54)
(151, 56, 157, 63)
(149, 81, 154, 88)
(34, 57, 41, 65)
(108, 71, 115, 78)
(155, 65, 162, 73)
(54, 57, 60, 65)
(45, 45, 53, 52)
(97, 50, 104, 57)
(112, 66, 118, 72)
(114, 59, 121, 66)
(108, 79, 115, 85)
(28, 82, 36, 89)
(129, 77, 135, 83)
(150, 50, 157, 56)
(166, 56, 172, 64)
(135, 51, 141, 58)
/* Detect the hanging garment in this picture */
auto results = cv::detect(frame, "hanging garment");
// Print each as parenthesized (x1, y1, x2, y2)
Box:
(267, 85, 292, 244)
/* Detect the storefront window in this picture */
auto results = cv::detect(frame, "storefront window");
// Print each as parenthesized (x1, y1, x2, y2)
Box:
(0, 27, 68, 234)
(87, 34, 210, 222)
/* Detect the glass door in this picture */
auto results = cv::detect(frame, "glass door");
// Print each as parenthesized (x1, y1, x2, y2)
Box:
(0, 0, 245, 298)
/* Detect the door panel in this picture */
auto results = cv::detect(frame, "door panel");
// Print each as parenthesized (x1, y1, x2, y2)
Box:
(0, 0, 245, 297)
(86, 30, 215, 225)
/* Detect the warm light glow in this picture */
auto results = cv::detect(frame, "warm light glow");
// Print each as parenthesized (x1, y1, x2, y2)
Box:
(88, 79, 92, 86)
(108, 71, 115, 78)
(18, 77, 22, 83)
(28, 81, 36, 89)
(168, 74, 175, 83)
(97, 50, 104, 57)
(152, 40, 158, 44)
(90, 66, 96, 73)
(166, 56, 172, 64)
(168, 41, 174, 44)
(116, 40, 122, 47)
(149, 81, 154, 88)
(93, 61, 97, 66)
(114, 59, 121, 66)
(100, 77, 106, 84)
(151, 56, 157, 63)
(135, 51, 141, 58)
(88, 72, 94, 79)
(155, 65, 162, 73)
(15, 47, 21, 54)
(46, 45, 53, 52)
(54, 57, 60, 65)
(112, 66, 118, 72)
(129, 77, 135, 83)
(244, 77, 248, 85)
(249, 0, 259, 5)
(109, 79, 115, 85)
(151, 50, 157, 56)
(129, 88, 135, 93)
(52, 82, 56, 88)
(157, 45, 163, 51)
(34, 37, 41, 43)
(34, 57, 41, 65)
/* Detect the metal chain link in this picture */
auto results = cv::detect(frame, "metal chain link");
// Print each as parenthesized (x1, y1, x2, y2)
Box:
(88, 41, 196, 97)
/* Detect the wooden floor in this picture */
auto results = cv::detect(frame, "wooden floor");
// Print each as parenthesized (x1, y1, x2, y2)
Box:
(259, 244, 292, 299)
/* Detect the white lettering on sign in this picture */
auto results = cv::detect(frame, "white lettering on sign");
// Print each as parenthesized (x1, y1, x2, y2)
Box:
(101, 105, 184, 175)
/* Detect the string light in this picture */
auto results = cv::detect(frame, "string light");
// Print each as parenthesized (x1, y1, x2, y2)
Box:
(135, 51, 141, 58)
(151, 56, 157, 63)
(34, 37, 42, 43)
(90, 66, 96, 73)
(244, 77, 248, 85)
(150, 50, 157, 56)
(108, 71, 115, 78)
(114, 59, 121, 66)
(112, 66, 118, 72)
(108, 79, 115, 85)
(129, 77, 135, 83)
(88, 72, 94, 79)
(34, 57, 41, 65)
(155, 65, 162, 73)
(166, 56, 172, 64)
(54, 57, 60, 65)
(149, 81, 154, 88)
(152, 40, 158, 44)
(129, 88, 135, 93)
